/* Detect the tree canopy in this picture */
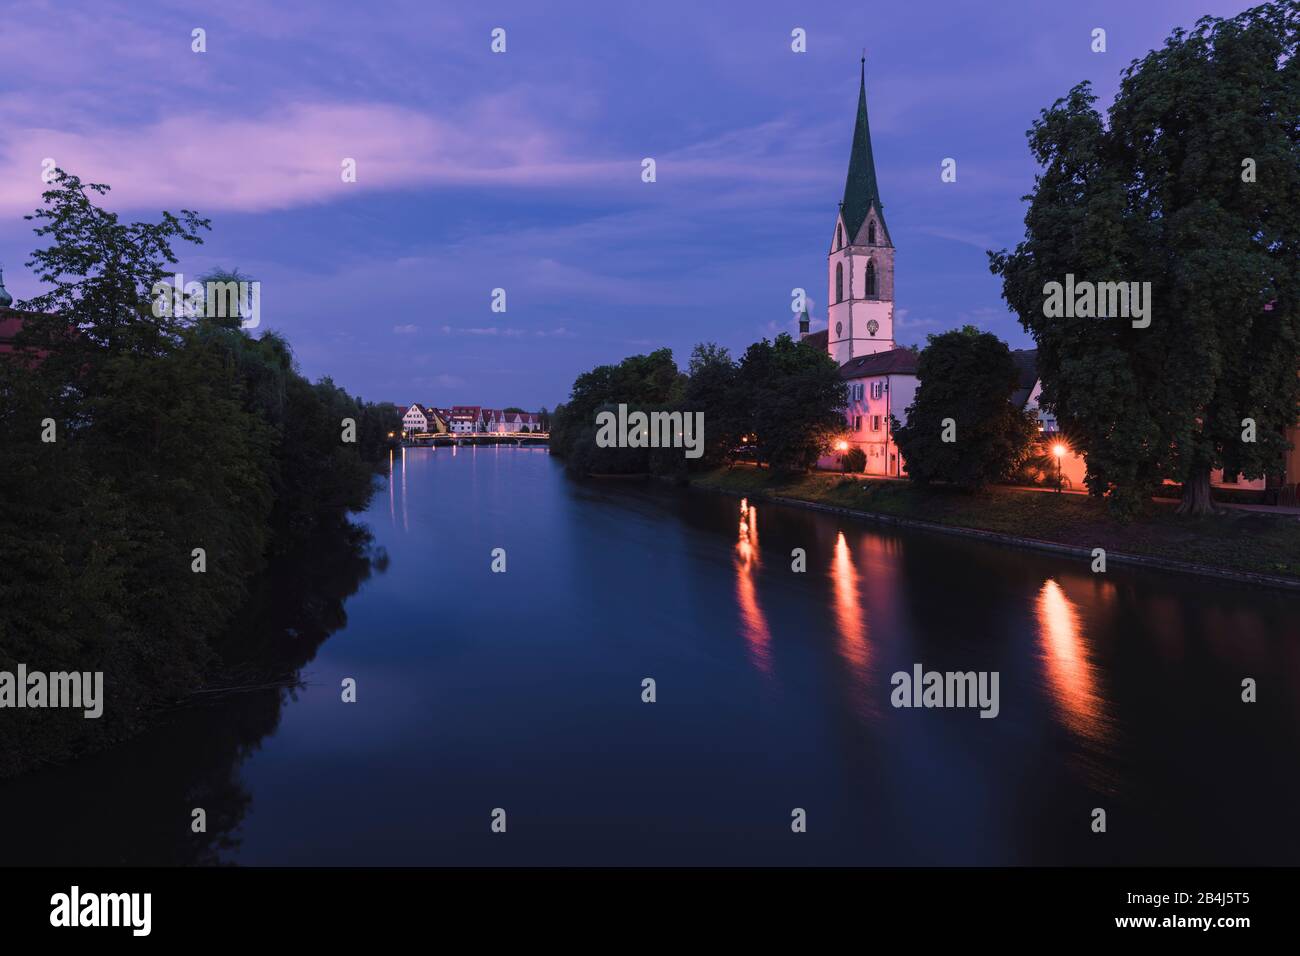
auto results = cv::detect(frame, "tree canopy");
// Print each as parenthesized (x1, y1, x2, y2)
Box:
(989, 1, 1300, 516)
(892, 326, 1037, 488)
(0, 171, 400, 776)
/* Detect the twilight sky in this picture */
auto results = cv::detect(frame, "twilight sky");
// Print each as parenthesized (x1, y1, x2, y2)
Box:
(0, 0, 1256, 409)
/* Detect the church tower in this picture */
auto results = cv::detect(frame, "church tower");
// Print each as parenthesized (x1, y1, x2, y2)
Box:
(827, 58, 895, 365)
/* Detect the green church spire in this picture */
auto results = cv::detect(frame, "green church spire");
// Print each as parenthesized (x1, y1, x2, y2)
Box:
(0, 265, 13, 310)
(840, 56, 887, 243)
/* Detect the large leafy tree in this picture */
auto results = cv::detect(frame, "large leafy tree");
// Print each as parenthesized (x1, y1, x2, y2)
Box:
(989, 2, 1300, 516)
(892, 326, 1037, 489)
(683, 342, 742, 466)
(0, 176, 397, 776)
(19, 169, 209, 372)
(737, 333, 846, 471)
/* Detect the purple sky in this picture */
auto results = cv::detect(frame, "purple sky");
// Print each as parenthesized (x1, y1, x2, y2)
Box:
(0, 0, 1255, 410)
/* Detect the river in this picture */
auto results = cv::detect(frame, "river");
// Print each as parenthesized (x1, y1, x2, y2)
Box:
(6, 446, 1299, 865)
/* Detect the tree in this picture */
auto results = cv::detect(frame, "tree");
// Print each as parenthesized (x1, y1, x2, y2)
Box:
(989, 2, 1300, 516)
(737, 333, 846, 471)
(0, 176, 396, 776)
(18, 169, 209, 374)
(892, 326, 1037, 488)
(197, 266, 256, 330)
(549, 348, 685, 469)
(683, 342, 741, 466)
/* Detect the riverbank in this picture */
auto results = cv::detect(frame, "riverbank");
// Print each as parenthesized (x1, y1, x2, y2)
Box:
(692, 466, 1300, 588)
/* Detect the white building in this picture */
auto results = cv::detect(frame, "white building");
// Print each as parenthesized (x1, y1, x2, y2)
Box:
(401, 402, 429, 434)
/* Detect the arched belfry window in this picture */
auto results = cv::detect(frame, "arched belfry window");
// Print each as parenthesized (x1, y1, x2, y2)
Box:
(868, 221, 876, 244)
(835, 262, 844, 302)
(866, 260, 877, 298)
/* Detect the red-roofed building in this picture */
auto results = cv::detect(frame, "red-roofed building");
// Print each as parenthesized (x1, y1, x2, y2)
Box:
(447, 406, 481, 434)
(0, 268, 59, 366)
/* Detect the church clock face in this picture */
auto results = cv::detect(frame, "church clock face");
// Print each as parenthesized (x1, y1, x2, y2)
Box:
(835, 322, 843, 336)
(867, 319, 879, 336)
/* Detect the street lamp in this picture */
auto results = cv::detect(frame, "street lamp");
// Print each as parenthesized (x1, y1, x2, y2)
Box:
(1053, 443, 1066, 493)
(835, 440, 849, 452)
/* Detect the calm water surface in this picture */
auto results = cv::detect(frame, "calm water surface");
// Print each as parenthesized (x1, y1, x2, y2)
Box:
(7, 446, 1300, 865)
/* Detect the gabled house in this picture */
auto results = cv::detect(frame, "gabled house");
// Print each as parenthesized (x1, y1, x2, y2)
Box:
(400, 403, 430, 434)
(421, 405, 448, 434)
(506, 411, 542, 432)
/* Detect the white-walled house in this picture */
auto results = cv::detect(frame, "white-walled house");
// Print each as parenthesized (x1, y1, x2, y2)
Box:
(400, 404, 448, 435)
(447, 406, 481, 434)
(401, 403, 429, 434)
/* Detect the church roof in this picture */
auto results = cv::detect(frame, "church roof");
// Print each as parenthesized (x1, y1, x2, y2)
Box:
(841, 59, 888, 243)
(1009, 348, 1039, 407)
(839, 347, 918, 379)
(801, 329, 829, 352)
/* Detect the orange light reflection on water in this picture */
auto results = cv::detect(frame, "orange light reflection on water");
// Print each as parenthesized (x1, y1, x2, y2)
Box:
(832, 531, 869, 675)
(1036, 578, 1109, 747)
(734, 502, 771, 673)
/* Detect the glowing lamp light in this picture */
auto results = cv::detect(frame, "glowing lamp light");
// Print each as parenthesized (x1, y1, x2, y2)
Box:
(835, 440, 850, 452)
(1053, 444, 1066, 458)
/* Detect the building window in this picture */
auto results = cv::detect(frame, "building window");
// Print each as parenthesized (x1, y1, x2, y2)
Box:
(866, 260, 877, 297)
(835, 262, 844, 303)
(872, 415, 882, 432)
(854, 415, 862, 431)
(868, 221, 876, 244)
(837, 224, 843, 249)
(871, 381, 884, 400)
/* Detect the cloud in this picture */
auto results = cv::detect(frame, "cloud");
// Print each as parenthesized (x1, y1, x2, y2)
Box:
(0, 99, 626, 217)
(392, 324, 419, 335)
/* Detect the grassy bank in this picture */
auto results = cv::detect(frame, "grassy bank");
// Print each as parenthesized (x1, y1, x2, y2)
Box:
(693, 466, 1300, 582)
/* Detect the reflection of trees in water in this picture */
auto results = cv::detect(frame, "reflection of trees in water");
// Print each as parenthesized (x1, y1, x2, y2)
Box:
(4, 519, 382, 866)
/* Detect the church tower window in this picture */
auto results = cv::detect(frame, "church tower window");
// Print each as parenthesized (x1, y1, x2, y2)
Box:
(837, 224, 843, 249)
(835, 262, 844, 303)
(868, 221, 876, 244)
(866, 260, 877, 297)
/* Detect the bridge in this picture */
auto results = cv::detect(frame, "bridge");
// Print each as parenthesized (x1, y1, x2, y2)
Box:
(400, 431, 549, 447)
